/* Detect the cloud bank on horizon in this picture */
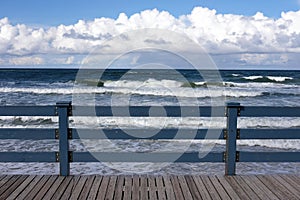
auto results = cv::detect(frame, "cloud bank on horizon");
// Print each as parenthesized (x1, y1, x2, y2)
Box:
(0, 7, 300, 69)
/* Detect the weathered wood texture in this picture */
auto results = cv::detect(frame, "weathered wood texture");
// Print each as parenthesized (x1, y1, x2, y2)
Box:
(0, 175, 299, 199)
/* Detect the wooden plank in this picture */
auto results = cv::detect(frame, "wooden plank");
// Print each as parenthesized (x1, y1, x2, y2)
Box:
(208, 176, 231, 200)
(75, 105, 225, 117)
(239, 176, 273, 200)
(248, 176, 280, 200)
(42, 176, 65, 200)
(0, 152, 57, 162)
(260, 175, 298, 199)
(162, 176, 175, 200)
(224, 176, 251, 200)
(215, 176, 240, 200)
(123, 176, 132, 200)
(0, 128, 55, 139)
(96, 176, 110, 200)
(239, 106, 300, 117)
(59, 176, 78, 200)
(0, 175, 13, 191)
(33, 175, 58, 200)
(239, 129, 300, 139)
(57, 101, 71, 176)
(140, 176, 148, 200)
(0, 175, 7, 182)
(184, 175, 202, 200)
(73, 152, 223, 163)
(6, 175, 36, 200)
(192, 175, 212, 200)
(200, 175, 222, 200)
(23, 175, 51, 199)
(177, 175, 193, 200)
(78, 176, 96, 200)
(272, 175, 300, 197)
(0, 105, 56, 116)
(156, 176, 166, 200)
(225, 102, 239, 175)
(290, 175, 300, 185)
(170, 176, 184, 200)
(14, 175, 43, 200)
(279, 175, 300, 192)
(231, 176, 261, 199)
(0, 175, 28, 199)
(239, 152, 300, 162)
(69, 176, 88, 199)
(72, 128, 224, 140)
(87, 176, 102, 200)
(114, 176, 125, 200)
(0, 175, 21, 196)
(256, 175, 296, 200)
(50, 176, 73, 200)
(104, 176, 117, 200)
(131, 175, 139, 200)
(148, 176, 157, 200)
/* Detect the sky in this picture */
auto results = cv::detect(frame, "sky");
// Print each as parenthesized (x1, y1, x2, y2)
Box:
(0, 0, 300, 69)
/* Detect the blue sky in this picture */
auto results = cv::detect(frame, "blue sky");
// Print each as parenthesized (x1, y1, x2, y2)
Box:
(0, 0, 300, 69)
(1, 0, 299, 26)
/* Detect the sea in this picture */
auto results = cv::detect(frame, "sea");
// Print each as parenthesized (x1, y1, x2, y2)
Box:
(0, 69, 299, 175)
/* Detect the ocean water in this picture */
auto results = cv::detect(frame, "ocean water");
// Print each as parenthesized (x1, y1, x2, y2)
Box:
(0, 69, 300, 175)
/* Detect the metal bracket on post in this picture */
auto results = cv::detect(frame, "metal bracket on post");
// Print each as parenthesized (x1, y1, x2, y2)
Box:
(56, 101, 72, 176)
(225, 102, 240, 176)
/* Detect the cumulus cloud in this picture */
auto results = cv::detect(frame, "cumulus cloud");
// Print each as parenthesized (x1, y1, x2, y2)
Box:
(1, 7, 300, 67)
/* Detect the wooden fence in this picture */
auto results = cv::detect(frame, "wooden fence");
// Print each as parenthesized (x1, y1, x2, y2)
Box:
(0, 102, 299, 176)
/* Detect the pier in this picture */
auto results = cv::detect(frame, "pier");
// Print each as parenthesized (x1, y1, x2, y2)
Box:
(0, 102, 300, 198)
(1, 174, 300, 199)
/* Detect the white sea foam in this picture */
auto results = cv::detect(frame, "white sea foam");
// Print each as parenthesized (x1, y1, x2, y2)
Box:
(266, 76, 293, 82)
(243, 75, 263, 80)
(0, 85, 264, 98)
(104, 79, 183, 88)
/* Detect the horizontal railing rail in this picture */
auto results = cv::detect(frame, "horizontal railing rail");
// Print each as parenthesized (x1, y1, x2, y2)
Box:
(0, 102, 299, 176)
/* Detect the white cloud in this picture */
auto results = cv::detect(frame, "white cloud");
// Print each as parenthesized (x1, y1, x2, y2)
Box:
(1, 7, 300, 67)
(65, 56, 74, 64)
(8, 56, 44, 65)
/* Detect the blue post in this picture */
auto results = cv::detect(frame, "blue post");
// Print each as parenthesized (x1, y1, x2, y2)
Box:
(56, 101, 72, 176)
(225, 102, 240, 175)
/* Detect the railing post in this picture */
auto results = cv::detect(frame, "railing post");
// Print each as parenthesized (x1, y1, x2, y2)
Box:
(56, 101, 72, 176)
(225, 102, 240, 175)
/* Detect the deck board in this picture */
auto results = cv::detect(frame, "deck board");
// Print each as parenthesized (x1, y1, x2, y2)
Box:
(42, 176, 65, 200)
(50, 176, 72, 200)
(0, 174, 299, 199)
(225, 176, 251, 200)
(24, 175, 50, 199)
(6, 175, 36, 200)
(162, 176, 175, 200)
(0, 175, 27, 199)
(123, 176, 132, 200)
(215, 175, 240, 200)
(208, 176, 231, 200)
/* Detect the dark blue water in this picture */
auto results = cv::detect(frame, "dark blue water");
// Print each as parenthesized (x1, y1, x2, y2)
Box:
(0, 69, 299, 106)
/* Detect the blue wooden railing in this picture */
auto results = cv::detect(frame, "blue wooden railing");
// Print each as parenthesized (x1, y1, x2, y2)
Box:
(0, 102, 300, 176)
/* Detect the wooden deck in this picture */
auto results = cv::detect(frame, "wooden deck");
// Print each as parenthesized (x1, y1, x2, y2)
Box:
(0, 175, 299, 199)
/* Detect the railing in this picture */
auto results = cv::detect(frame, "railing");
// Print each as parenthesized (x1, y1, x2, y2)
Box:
(0, 102, 300, 176)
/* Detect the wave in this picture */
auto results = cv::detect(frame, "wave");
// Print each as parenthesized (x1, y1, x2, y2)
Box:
(242, 75, 294, 83)
(1, 78, 298, 98)
(0, 86, 264, 98)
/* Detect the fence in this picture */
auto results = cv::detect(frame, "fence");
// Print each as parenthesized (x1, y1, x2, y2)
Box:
(0, 102, 299, 176)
